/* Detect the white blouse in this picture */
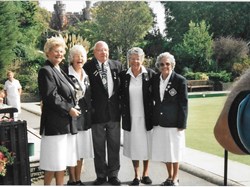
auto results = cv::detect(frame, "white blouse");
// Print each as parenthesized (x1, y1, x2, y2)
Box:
(159, 71, 172, 101)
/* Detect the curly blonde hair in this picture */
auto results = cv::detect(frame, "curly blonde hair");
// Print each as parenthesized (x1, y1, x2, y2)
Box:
(44, 36, 67, 57)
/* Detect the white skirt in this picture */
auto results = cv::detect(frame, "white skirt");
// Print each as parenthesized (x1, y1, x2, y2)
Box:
(123, 116, 152, 160)
(76, 130, 94, 160)
(40, 134, 77, 171)
(151, 126, 185, 162)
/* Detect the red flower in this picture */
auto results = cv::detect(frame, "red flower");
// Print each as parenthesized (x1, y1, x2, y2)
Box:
(0, 152, 4, 160)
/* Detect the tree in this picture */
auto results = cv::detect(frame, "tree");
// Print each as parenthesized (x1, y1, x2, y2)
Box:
(164, 2, 250, 49)
(174, 20, 213, 72)
(0, 2, 20, 77)
(213, 36, 249, 72)
(14, 2, 51, 93)
(14, 1, 50, 57)
(82, 1, 153, 66)
(143, 28, 167, 59)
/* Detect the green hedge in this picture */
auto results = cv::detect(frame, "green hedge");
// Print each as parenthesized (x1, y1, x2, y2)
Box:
(184, 71, 232, 82)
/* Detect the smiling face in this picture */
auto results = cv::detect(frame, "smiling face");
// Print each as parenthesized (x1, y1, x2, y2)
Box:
(94, 41, 109, 63)
(47, 46, 65, 66)
(72, 52, 86, 71)
(129, 53, 143, 73)
(159, 56, 173, 77)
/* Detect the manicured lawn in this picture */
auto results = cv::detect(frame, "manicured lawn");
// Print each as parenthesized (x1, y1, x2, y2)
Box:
(187, 96, 250, 165)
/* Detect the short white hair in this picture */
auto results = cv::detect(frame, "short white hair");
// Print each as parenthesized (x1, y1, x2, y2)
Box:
(68, 45, 87, 64)
(155, 52, 176, 70)
(127, 47, 145, 64)
(94, 41, 109, 50)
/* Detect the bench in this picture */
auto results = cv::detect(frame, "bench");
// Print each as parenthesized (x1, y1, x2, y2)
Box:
(187, 80, 214, 92)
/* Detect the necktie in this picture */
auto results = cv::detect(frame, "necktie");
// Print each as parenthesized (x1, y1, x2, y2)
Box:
(101, 63, 108, 92)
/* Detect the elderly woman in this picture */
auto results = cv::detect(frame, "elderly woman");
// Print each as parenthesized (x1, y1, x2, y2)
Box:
(38, 37, 80, 185)
(66, 45, 94, 185)
(120, 47, 155, 186)
(151, 52, 188, 186)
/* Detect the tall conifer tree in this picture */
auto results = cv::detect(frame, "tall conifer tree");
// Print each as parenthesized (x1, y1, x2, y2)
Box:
(0, 2, 20, 75)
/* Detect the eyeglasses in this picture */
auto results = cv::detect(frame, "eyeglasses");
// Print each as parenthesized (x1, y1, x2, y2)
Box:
(159, 63, 171, 67)
(52, 50, 65, 54)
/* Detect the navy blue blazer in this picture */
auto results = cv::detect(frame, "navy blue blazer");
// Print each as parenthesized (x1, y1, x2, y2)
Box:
(67, 72, 92, 131)
(38, 60, 77, 135)
(152, 72, 188, 129)
(120, 68, 155, 131)
(83, 57, 122, 124)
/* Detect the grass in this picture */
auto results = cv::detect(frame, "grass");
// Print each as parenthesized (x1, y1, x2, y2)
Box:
(187, 96, 250, 165)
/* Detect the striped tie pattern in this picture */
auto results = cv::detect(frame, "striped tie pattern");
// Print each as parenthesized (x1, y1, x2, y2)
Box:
(101, 63, 108, 92)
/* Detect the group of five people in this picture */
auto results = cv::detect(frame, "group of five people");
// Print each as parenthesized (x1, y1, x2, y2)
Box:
(38, 37, 188, 186)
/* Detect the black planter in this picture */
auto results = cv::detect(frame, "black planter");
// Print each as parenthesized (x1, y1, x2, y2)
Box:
(0, 121, 31, 185)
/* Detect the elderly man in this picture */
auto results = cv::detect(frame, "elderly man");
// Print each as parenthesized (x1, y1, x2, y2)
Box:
(83, 41, 122, 185)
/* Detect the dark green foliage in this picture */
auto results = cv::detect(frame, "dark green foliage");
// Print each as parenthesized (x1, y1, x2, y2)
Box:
(80, 1, 153, 66)
(0, 2, 20, 75)
(207, 71, 232, 82)
(143, 29, 167, 59)
(184, 71, 232, 82)
(17, 51, 45, 94)
(164, 2, 250, 45)
(174, 20, 213, 72)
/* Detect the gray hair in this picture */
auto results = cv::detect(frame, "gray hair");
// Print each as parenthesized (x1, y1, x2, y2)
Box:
(93, 41, 109, 50)
(127, 47, 145, 64)
(68, 45, 87, 64)
(155, 52, 176, 70)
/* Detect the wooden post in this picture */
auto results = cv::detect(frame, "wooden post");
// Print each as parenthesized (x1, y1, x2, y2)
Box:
(224, 149, 228, 186)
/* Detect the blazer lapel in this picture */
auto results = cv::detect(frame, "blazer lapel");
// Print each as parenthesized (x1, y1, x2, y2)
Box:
(108, 60, 120, 96)
(52, 66, 75, 99)
(142, 71, 150, 99)
(163, 72, 176, 100)
(92, 60, 105, 86)
(124, 73, 131, 99)
(154, 74, 161, 102)
(93, 59, 109, 96)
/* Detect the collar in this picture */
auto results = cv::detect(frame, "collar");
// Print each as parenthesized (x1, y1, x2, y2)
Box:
(97, 60, 109, 68)
(126, 66, 147, 78)
(160, 70, 173, 83)
(54, 65, 61, 73)
(68, 65, 87, 81)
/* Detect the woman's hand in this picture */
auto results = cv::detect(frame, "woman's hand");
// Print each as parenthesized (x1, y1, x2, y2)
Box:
(69, 107, 81, 117)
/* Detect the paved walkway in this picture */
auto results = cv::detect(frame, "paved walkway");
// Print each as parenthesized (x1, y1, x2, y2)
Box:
(21, 102, 250, 186)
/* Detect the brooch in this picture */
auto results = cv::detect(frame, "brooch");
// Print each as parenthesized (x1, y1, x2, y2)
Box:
(169, 88, 177, 96)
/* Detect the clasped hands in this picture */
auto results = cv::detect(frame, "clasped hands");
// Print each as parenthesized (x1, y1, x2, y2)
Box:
(69, 107, 81, 117)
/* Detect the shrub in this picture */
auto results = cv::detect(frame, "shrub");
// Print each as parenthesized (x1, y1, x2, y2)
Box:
(207, 71, 232, 82)
(174, 20, 213, 72)
(232, 57, 250, 78)
(184, 71, 232, 82)
(213, 36, 249, 72)
(184, 72, 209, 80)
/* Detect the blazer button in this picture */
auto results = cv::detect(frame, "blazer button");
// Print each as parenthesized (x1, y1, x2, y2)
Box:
(160, 112, 163, 115)
(85, 110, 88, 112)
